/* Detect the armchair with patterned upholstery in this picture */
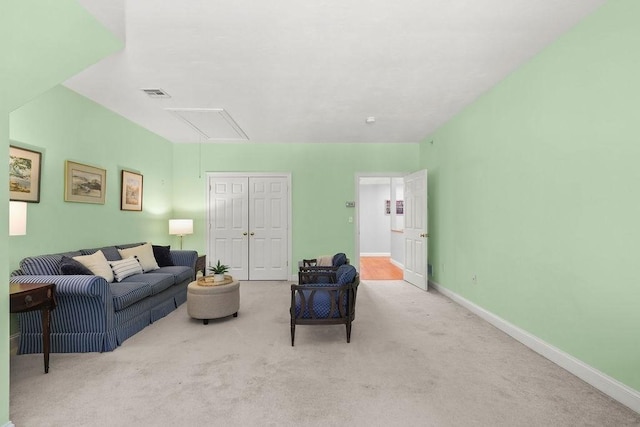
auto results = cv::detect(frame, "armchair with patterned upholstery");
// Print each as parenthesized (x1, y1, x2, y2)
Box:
(290, 264, 359, 346)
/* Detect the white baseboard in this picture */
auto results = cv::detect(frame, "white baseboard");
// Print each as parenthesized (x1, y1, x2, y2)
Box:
(360, 252, 390, 257)
(429, 280, 640, 414)
(2, 422, 16, 427)
(389, 258, 404, 269)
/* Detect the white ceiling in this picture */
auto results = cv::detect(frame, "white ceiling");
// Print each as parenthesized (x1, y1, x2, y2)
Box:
(68, 0, 606, 144)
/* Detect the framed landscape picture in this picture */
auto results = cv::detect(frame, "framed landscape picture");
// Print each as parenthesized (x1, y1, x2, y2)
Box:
(64, 160, 106, 204)
(9, 145, 42, 203)
(121, 170, 143, 211)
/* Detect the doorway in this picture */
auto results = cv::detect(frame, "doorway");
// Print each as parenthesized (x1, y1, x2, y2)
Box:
(207, 173, 291, 281)
(356, 174, 405, 280)
(356, 171, 428, 289)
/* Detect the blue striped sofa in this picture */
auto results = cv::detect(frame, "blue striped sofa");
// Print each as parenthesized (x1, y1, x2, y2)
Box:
(10, 243, 197, 353)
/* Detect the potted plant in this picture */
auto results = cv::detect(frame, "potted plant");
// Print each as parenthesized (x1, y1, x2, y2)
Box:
(208, 260, 230, 282)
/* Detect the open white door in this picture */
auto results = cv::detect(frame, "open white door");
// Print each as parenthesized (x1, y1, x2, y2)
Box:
(403, 170, 428, 290)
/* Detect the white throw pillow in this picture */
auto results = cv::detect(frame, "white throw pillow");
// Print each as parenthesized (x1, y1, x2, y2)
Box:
(73, 250, 114, 282)
(118, 243, 159, 273)
(110, 257, 143, 282)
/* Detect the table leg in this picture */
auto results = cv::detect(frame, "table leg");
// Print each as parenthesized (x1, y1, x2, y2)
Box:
(42, 308, 51, 374)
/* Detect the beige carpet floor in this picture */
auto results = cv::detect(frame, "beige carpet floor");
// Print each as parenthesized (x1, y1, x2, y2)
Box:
(10, 280, 640, 426)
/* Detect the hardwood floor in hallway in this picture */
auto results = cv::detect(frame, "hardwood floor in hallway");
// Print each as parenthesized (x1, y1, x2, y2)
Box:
(359, 256, 403, 280)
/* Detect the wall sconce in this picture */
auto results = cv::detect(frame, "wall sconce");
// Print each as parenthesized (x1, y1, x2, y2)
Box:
(169, 219, 193, 249)
(9, 201, 28, 236)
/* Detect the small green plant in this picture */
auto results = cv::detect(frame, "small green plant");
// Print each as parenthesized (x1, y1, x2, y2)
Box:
(208, 260, 230, 275)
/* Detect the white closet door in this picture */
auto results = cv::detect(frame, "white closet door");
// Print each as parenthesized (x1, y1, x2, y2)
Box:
(248, 177, 289, 280)
(208, 174, 290, 281)
(208, 176, 249, 280)
(403, 170, 428, 290)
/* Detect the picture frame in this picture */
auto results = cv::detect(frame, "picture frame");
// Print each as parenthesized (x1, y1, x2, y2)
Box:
(64, 160, 106, 204)
(120, 170, 143, 211)
(10, 145, 42, 203)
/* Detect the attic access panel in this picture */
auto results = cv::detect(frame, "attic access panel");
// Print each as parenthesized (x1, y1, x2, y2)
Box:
(167, 108, 249, 141)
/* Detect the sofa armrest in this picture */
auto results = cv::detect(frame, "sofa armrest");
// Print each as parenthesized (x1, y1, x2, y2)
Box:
(170, 250, 198, 270)
(10, 274, 111, 298)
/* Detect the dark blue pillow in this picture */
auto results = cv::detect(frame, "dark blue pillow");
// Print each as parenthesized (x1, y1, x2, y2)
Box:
(152, 245, 174, 267)
(332, 253, 347, 267)
(59, 256, 93, 275)
(336, 264, 357, 285)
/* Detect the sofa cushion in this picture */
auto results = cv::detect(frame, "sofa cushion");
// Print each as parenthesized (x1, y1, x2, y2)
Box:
(80, 246, 122, 261)
(152, 245, 174, 267)
(60, 256, 93, 275)
(155, 265, 193, 284)
(73, 250, 114, 282)
(110, 257, 144, 282)
(120, 273, 175, 295)
(109, 282, 152, 311)
(118, 243, 159, 273)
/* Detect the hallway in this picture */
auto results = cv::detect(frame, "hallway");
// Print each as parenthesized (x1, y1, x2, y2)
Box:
(359, 256, 403, 280)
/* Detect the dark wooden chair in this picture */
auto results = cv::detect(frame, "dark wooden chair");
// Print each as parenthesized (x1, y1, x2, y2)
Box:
(290, 264, 359, 346)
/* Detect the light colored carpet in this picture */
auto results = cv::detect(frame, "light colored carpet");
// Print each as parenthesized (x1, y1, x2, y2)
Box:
(10, 281, 640, 426)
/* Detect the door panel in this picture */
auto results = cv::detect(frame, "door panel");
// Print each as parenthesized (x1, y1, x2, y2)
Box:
(209, 177, 249, 280)
(249, 177, 288, 280)
(403, 170, 428, 290)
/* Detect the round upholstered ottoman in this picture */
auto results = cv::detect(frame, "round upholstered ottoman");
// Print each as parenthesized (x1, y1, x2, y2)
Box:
(187, 278, 240, 324)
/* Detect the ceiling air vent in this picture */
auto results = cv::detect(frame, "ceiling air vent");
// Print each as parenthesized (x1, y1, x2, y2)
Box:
(141, 88, 171, 98)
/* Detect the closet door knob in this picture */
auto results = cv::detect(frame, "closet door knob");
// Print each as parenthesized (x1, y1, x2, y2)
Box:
(250, 232, 255, 236)
(243, 232, 248, 236)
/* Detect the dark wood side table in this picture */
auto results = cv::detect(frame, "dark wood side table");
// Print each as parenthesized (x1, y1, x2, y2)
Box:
(10, 283, 57, 374)
(195, 254, 206, 277)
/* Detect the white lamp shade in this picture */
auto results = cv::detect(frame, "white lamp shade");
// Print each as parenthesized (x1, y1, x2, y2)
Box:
(9, 201, 27, 236)
(169, 219, 193, 236)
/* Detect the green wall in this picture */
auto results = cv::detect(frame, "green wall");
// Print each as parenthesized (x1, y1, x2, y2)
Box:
(172, 143, 419, 266)
(9, 86, 175, 271)
(1, 1, 122, 425)
(422, 0, 640, 392)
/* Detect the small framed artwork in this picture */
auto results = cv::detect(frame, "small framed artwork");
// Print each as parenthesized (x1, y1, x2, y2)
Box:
(396, 200, 404, 215)
(121, 170, 143, 211)
(9, 145, 42, 203)
(385, 200, 391, 215)
(64, 160, 106, 204)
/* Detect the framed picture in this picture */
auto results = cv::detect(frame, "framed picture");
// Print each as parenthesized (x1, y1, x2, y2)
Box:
(64, 160, 106, 204)
(121, 170, 143, 211)
(396, 200, 404, 215)
(10, 145, 42, 203)
(385, 200, 391, 215)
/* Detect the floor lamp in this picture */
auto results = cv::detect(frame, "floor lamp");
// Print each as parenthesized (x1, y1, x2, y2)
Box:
(169, 219, 193, 250)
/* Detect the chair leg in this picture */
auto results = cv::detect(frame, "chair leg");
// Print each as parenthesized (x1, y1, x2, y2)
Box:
(291, 321, 295, 346)
(346, 322, 352, 343)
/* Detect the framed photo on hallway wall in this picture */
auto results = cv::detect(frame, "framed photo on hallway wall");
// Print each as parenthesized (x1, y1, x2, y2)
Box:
(120, 170, 143, 211)
(9, 145, 42, 203)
